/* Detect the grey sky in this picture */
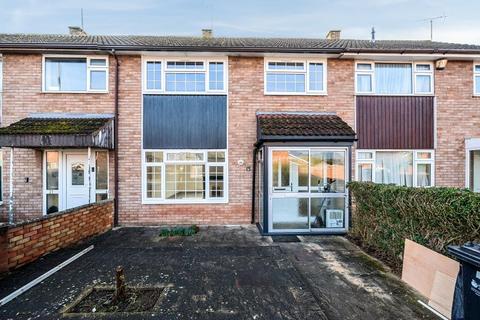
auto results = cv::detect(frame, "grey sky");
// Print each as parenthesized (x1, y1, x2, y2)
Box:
(0, 0, 479, 44)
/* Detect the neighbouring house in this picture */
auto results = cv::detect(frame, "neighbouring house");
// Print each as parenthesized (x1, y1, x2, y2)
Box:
(0, 28, 479, 235)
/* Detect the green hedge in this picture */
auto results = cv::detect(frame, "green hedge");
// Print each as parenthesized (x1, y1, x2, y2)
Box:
(348, 182, 480, 268)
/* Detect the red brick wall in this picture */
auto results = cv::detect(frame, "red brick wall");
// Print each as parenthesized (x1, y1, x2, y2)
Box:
(117, 57, 355, 225)
(435, 61, 480, 187)
(0, 200, 113, 273)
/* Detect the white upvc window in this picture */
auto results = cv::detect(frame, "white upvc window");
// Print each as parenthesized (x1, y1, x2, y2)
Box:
(356, 150, 434, 187)
(142, 149, 228, 204)
(474, 63, 480, 96)
(355, 61, 434, 95)
(264, 59, 327, 95)
(143, 58, 227, 94)
(42, 55, 108, 93)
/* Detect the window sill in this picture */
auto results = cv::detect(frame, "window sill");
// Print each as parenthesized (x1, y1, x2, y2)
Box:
(42, 90, 109, 94)
(142, 91, 227, 95)
(355, 93, 434, 97)
(142, 199, 229, 205)
(264, 92, 327, 96)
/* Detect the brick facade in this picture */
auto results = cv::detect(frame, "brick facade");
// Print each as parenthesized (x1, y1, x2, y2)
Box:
(0, 52, 479, 225)
(0, 200, 113, 273)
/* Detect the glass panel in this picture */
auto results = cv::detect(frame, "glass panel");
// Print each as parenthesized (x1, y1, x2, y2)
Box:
(272, 198, 308, 230)
(90, 58, 107, 66)
(310, 197, 345, 229)
(309, 63, 323, 91)
(416, 151, 432, 159)
(375, 151, 413, 186)
(90, 70, 106, 90)
(415, 74, 431, 93)
(46, 194, 59, 214)
(95, 152, 108, 190)
(266, 73, 305, 93)
(356, 74, 372, 92)
(166, 152, 203, 161)
(45, 58, 87, 91)
(165, 72, 205, 92)
(416, 163, 432, 187)
(357, 63, 372, 71)
(476, 76, 480, 94)
(209, 165, 224, 198)
(46, 151, 59, 190)
(146, 61, 162, 90)
(146, 166, 162, 198)
(167, 61, 204, 70)
(96, 193, 108, 201)
(357, 163, 373, 182)
(357, 152, 373, 160)
(470, 150, 480, 192)
(165, 164, 205, 199)
(310, 151, 345, 193)
(207, 151, 225, 162)
(272, 150, 309, 192)
(375, 63, 412, 94)
(416, 64, 431, 71)
(209, 62, 224, 90)
(268, 62, 304, 70)
(475, 65, 480, 73)
(146, 151, 163, 163)
(71, 163, 85, 186)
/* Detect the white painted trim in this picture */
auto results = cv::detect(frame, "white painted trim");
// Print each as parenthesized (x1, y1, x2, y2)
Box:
(267, 146, 349, 234)
(355, 149, 435, 187)
(41, 54, 109, 93)
(141, 149, 229, 204)
(473, 62, 480, 96)
(141, 56, 228, 95)
(465, 138, 480, 190)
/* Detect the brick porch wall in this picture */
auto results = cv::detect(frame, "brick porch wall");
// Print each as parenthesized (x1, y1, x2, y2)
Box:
(0, 200, 113, 273)
(435, 61, 480, 187)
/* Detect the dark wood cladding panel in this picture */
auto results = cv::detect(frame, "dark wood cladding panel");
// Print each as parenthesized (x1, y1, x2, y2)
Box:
(356, 96, 434, 149)
(143, 95, 227, 149)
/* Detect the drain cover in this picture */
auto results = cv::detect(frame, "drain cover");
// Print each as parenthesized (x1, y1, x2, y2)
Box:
(271, 236, 301, 243)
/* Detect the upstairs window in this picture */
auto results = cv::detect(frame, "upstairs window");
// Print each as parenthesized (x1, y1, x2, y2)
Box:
(355, 62, 433, 95)
(265, 60, 327, 95)
(474, 64, 480, 95)
(144, 59, 226, 94)
(44, 56, 108, 92)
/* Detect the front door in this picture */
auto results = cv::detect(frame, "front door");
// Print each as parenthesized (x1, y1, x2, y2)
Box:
(268, 147, 349, 233)
(65, 154, 89, 209)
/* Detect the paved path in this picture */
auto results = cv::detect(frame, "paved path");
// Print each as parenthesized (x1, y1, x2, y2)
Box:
(0, 226, 435, 319)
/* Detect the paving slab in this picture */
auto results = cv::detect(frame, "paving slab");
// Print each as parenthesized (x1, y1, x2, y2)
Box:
(0, 226, 435, 320)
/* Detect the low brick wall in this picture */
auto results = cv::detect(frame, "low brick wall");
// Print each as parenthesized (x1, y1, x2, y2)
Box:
(0, 200, 113, 273)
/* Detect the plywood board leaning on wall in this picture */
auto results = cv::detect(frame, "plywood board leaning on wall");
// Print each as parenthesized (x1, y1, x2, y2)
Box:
(402, 239, 459, 319)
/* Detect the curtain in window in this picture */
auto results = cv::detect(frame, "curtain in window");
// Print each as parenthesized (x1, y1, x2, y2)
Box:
(375, 63, 412, 94)
(375, 151, 413, 186)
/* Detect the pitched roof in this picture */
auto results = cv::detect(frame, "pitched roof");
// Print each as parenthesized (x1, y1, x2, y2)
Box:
(0, 117, 110, 135)
(257, 112, 355, 142)
(1, 33, 480, 54)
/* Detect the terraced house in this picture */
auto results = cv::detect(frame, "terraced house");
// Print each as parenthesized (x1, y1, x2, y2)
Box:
(0, 28, 479, 235)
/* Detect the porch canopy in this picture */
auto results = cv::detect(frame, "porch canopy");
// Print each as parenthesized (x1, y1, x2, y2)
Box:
(0, 114, 114, 149)
(256, 112, 356, 144)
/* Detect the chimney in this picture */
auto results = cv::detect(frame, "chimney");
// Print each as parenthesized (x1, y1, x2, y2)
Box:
(326, 30, 341, 40)
(202, 29, 213, 39)
(68, 26, 87, 36)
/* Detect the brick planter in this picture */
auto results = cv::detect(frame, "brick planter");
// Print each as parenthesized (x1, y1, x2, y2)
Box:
(0, 200, 113, 273)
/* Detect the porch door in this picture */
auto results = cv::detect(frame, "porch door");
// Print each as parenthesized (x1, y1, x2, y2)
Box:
(269, 147, 348, 233)
(65, 154, 90, 209)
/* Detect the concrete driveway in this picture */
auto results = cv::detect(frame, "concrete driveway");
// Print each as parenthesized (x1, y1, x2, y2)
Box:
(0, 226, 435, 320)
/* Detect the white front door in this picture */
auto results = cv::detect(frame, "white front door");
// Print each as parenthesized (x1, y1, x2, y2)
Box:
(65, 154, 90, 209)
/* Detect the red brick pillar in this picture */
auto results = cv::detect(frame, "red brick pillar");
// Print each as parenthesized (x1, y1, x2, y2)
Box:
(0, 225, 9, 273)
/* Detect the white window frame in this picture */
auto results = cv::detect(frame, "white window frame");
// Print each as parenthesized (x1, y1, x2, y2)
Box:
(142, 149, 228, 204)
(465, 138, 480, 191)
(42, 55, 109, 93)
(355, 149, 435, 187)
(94, 151, 109, 201)
(474, 63, 480, 96)
(142, 57, 228, 95)
(355, 61, 434, 96)
(264, 58, 328, 95)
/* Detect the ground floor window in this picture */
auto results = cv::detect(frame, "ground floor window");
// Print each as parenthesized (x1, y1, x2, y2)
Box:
(466, 138, 480, 192)
(356, 150, 434, 187)
(143, 149, 227, 203)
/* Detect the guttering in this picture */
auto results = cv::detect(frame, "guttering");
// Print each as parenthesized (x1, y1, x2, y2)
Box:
(111, 49, 120, 227)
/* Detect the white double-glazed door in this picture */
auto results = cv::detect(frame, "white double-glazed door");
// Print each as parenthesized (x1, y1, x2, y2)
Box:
(65, 153, 90, 209)
(268, 147, 349, 233)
